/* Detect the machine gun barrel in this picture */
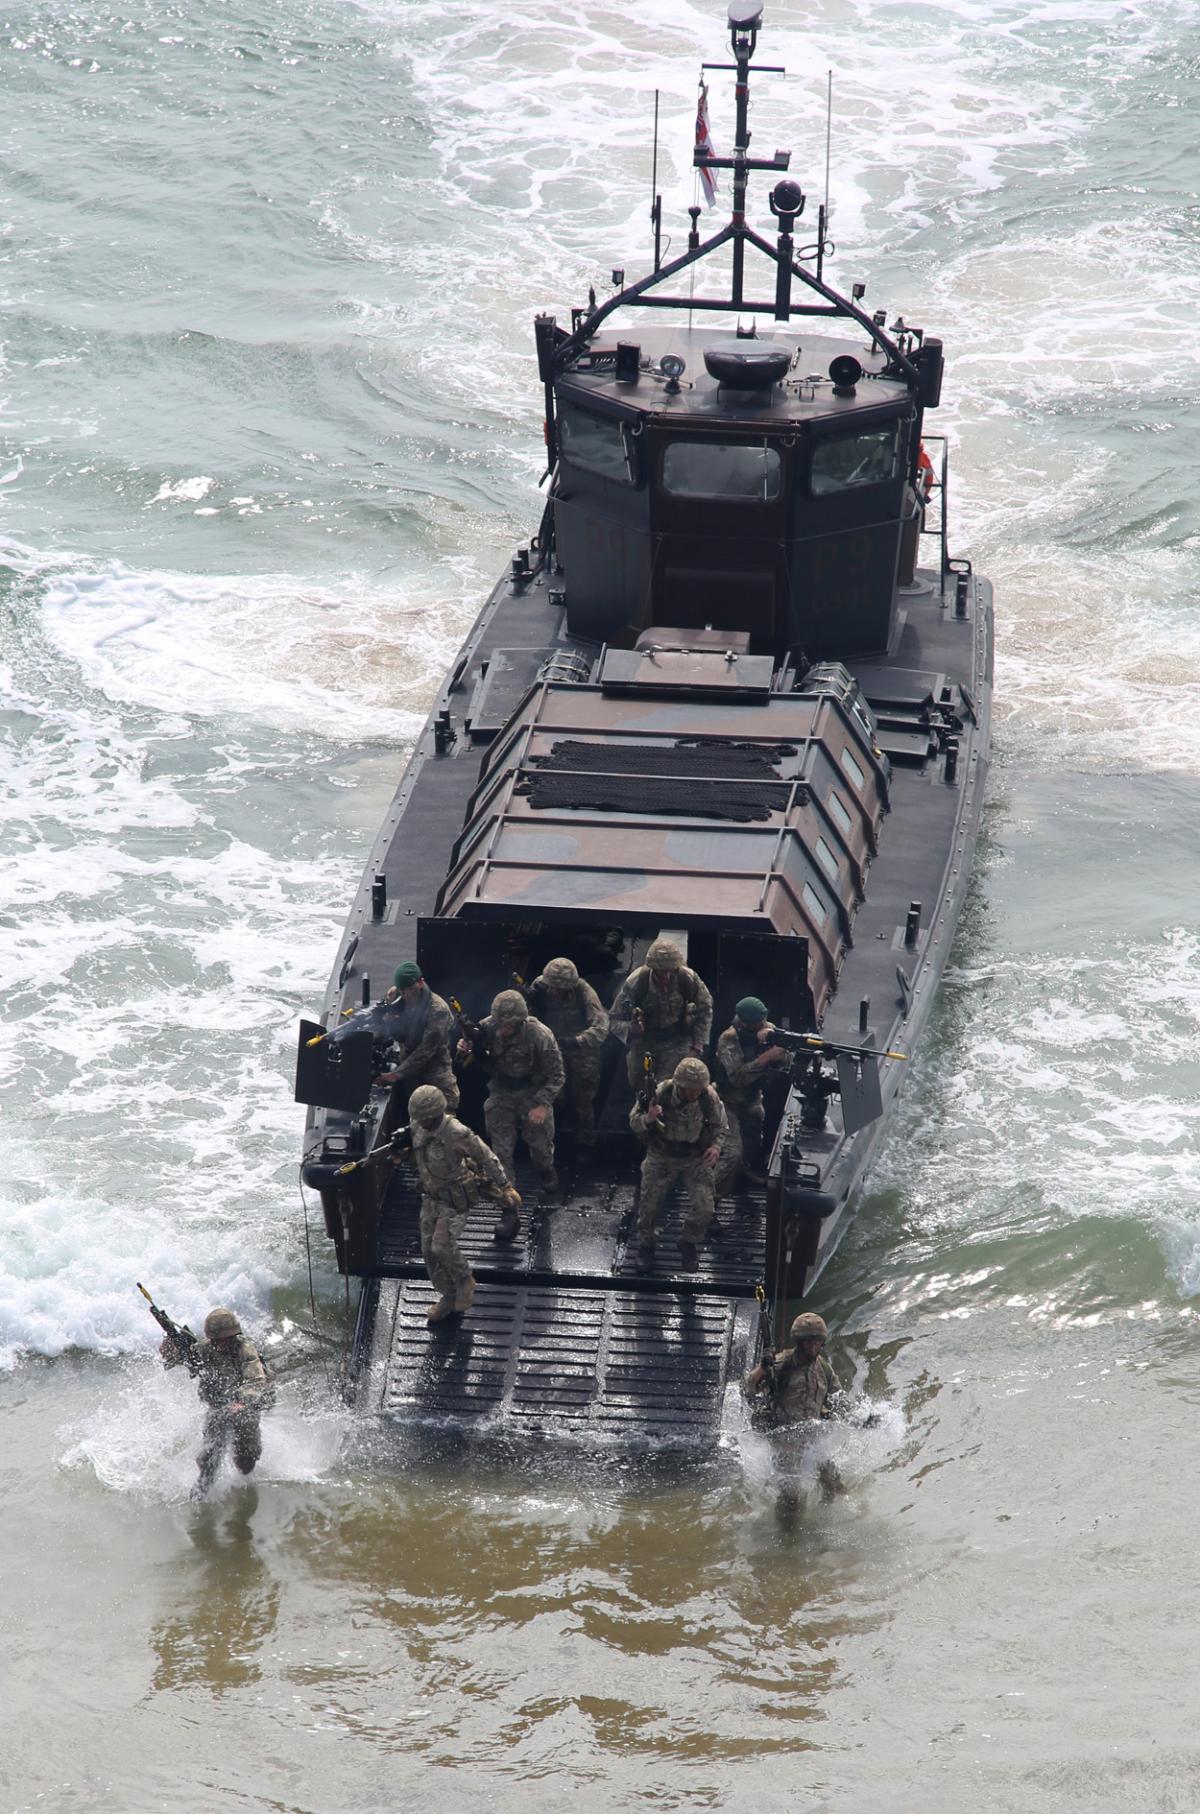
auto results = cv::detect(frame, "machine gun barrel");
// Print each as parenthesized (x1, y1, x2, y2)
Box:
(771, 1029, 907, 1064)
(305, 999, 408, 1050)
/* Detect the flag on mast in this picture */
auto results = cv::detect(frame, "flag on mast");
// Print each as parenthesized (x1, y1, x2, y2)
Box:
(695, 79, 718, 208)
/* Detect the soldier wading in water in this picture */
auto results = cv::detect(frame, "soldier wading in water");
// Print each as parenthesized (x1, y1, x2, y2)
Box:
(745, 1311, 846, 1521)
(161, 1308, 272, 1500)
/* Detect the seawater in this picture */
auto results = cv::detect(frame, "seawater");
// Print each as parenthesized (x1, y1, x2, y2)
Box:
(2, 2, 1199, 1808)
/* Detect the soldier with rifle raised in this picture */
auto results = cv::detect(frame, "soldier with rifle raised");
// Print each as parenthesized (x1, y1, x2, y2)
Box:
(140, 1285, 272, 1500)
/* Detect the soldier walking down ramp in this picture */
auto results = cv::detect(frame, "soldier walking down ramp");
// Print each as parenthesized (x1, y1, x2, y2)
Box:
(611, 940, 713, 1093)
(744, 1311, 845, 1520)
(713, 996, 790, 1194)
(160, 1308, 272, 1500)
(628, 1055, 727, 1269)
(527, 956, 609, 1152)
(408, 1084, 519, 1323)
(463, 990, 565, 1194)
(375, 960, 459, 1110)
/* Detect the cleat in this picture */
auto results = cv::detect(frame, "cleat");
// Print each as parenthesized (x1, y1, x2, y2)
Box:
(426, 1295, 457, 1324)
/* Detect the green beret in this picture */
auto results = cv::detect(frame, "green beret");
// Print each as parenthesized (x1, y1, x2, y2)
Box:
(394, 961, 423, 988)
(735, 996, 768, 1024)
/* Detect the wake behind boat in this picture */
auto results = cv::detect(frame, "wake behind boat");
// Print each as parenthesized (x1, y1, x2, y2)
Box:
(296, 2, 992, 1447)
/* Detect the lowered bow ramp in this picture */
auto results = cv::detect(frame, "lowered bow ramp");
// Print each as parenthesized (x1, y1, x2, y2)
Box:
(354, 1162, 762, 1443)
(362, 1280, 755, 1442)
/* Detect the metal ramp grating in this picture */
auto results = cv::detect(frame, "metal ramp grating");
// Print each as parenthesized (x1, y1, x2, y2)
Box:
(376, 1161, 766, 1294)
(370, 1279, 748, 1441)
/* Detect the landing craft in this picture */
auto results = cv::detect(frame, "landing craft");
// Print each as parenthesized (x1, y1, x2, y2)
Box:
(296, 4, 992, 1447)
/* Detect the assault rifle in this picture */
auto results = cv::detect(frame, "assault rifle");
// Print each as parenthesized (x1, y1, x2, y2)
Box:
(636, 1052, 658, 1113)
(336, 1124, 413, 1176)
(137, 1282, 198, 1359)
(451, 997, 481, 1066)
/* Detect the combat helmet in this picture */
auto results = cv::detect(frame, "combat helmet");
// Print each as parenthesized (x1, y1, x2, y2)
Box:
(789, 1312, 828, 1344)
(204, 1308, 241, 1342)
(673, 1056, 710, 1089)
(491, 989, 529, 1021)
(542, 956, 579, 988)
(409, 1084, 447, 1122)
(646, 939, 683, 972)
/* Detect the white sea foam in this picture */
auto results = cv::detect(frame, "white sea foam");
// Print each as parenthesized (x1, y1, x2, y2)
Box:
(60, 1363, 351, 1497)
(35, 560, 463, 742)
(870, 925, 1200, 1299)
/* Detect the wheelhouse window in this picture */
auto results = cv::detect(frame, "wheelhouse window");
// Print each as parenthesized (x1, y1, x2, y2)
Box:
(558, 403, 637, 484)
(810, 426, 899, 496)
(662, 439, 781, 502)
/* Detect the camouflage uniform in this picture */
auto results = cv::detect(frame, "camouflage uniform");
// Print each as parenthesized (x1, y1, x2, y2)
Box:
(611, 962, 713, 1093)
(163, 1324, 270, 1493)
(748, 1316, 844, 1511)
(528, 961, 609, 1146)
(713, 1021, 778, 1193)
(412, 1113, 509, 1303)
(478, 1011, 565, 1180)
(768, 1347, 842, 1425)
(629, 1076, 727, 1245)
(383, 985, 459, 1111)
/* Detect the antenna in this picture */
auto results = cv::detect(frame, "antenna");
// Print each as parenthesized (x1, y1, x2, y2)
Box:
(650, 89, 662, 271)
(824, 70, 833, 219)
(818, 69, 832, 283)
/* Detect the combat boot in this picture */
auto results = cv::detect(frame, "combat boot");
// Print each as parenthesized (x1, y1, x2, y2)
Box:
(677, 1240, 700, 1271)
(426, 1294, 457, 1324)
(493, 1203, 521, 1243)
(454, 1275, 476, 1315)
(535, 1167, 560, 1196)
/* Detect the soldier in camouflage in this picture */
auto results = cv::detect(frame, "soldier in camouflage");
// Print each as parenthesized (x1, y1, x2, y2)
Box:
(376, 960, 459, 1110)
(408, 1084, 519, 1322)
(628, 1055, 727, 1269)
(527, 956, 609, 1151)
(161, 1307, 272, 1499)
(744, 1311, 846, 1514)
(713, 996, 789, 1194)
(611, 939, 713, 1094)
(461, 990, 565, 1193)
